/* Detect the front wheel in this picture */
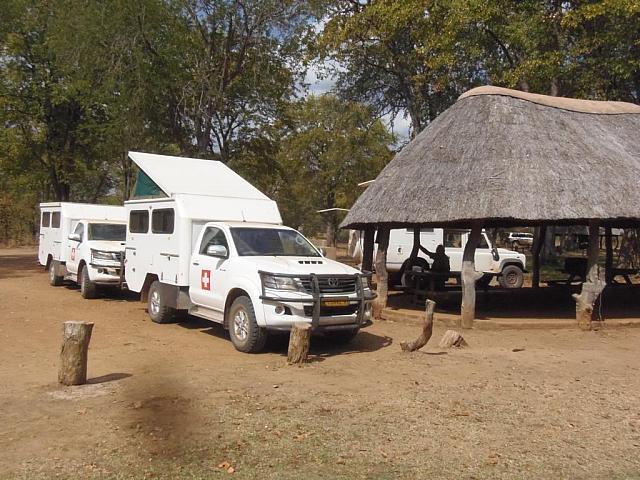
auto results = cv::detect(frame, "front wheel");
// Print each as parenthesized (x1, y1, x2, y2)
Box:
(48, 261, 63, 286)
(79, 265, 98, 299)
(499, 265, 524, 289)
(227, 296, 267, 353)
(148, 280, 176, 323)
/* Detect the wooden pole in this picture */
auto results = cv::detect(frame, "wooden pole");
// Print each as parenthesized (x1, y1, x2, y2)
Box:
(573, 220, 606, 330)
(605, 226, 613, 284)
(287, 322, 311, 364)
(532, 225, 547, 288)
(461, 222, 484, 329)
(373, 227, 390, 319)
(362, 227, 375, 273)
(58, 321, 94, 386)
(400, 299, 435, 352)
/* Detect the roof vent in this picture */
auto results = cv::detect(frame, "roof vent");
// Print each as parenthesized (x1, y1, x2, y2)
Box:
(299, 260, 323, 265)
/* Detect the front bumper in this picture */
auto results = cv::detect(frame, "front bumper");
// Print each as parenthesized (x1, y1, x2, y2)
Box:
(258, 271, 376, 331)
(88, 263, 122, 284)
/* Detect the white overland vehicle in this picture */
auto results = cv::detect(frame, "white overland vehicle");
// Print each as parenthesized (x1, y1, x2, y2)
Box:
(386, 228, 527, 288)
(39, 203, 127, 297)
(124, 152, 374, 353)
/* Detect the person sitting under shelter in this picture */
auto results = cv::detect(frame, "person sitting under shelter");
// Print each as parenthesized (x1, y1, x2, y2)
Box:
(419, 244, 451, 290)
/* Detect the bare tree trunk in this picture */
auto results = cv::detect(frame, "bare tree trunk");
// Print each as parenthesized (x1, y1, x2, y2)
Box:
(287, 322, 311, 365)
(605, 226, 613, 284)
(573, 221, 606, 330)
(461, 222, 484, 329)
(532, 225, 547, 288)
(362, 228, 375, 272)
(58, 321, 94, 385)
(400, 299, 435, 352)
(373, 227, 390, 319)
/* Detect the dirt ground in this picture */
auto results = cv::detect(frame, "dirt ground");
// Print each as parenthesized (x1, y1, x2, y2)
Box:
(2, 248, 640, 479)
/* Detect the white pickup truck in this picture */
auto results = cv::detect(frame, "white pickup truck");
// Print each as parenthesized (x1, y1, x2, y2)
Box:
(123, 152, 374, 353)
(386, 228, 527, 288)
(39, 202, 127, 297)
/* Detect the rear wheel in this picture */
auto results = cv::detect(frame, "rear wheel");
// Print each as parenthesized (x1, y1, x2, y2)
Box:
(400, 257, 431, 288)
(499, 265, 524, 289)
(48, 261, 63, 286)
(228, 296, 267, 353)
(148, 280, 176, 323)
(79, 265, 98, 299)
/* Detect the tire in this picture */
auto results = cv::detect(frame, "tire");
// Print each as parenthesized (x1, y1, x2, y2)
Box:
(227, 296, 267, 353)
(148, 280, 176, 324)
(48, 261, 63, 286)
(499, 264, 524, 289)
(400, 257, 431, 288)
(79, 265, 98, 299)
(326, 328, 359, 345)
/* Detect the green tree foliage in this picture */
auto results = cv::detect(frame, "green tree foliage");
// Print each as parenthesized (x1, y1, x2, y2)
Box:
(273, 95, 393, 244)
(316, 0, 640, 136)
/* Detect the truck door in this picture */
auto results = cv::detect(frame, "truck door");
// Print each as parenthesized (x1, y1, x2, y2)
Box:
(189, 226, 231, 312)
(66, 222, 84, 275)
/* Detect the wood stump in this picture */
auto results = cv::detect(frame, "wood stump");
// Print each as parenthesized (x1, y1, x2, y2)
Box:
(438, 330, 467, 348)
(400, 300, 436, 352)
(572, 221, 606, 330)
(461, 223, 483, 329)
(287, 322, 311, 364)
(58, 321, 94, 385)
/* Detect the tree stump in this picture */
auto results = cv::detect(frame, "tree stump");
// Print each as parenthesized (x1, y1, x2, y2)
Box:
(400, 300, 436, 352)
(438, 330, 467, 348)
(58, 321, 94, 385)
(287, 322, 311, 364)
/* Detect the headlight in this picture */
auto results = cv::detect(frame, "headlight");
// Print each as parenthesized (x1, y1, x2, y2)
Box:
(262, 274, 304, 292)
(359, 275, 371, 291)
(92, 250, 118, 262)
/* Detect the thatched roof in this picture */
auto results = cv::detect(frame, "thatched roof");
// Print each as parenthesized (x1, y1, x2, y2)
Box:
(341, 86, 640, 230)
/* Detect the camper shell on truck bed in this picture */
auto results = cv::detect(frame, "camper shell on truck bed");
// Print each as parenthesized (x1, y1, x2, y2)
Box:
(124, 152, 374, 353)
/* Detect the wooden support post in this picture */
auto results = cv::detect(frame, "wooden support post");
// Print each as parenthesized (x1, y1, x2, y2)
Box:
(573, 220, 606, 330)
(362, 227, 375, 273)
(461, 222, 484, 329)
(532, 225, 547, 288)
(410, 227, 421, 259)
(400, 299, 435, 352)
(373, 227, 390, 319)
(605, 226, 613, 284)
(58, 321, 94, 386)
(287, 322, 311, 364)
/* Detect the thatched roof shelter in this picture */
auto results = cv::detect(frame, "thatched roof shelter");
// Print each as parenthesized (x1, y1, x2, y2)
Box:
(341, 86, 640, 230)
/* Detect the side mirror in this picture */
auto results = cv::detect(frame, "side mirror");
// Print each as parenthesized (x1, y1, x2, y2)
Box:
(206, 244, 228, 258)
(491, 247, 500, 261)
(68, 233, 81, 242)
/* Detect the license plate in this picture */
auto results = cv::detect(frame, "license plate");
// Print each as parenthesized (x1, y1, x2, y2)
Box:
(322, 298, 349, 307)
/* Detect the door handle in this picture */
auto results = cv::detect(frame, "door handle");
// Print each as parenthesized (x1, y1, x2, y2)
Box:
(193, 262, 200, 266)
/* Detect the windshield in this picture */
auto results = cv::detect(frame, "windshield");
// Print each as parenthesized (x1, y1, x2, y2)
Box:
(88, 223, 126, 241)
(230, 228, 320, 257)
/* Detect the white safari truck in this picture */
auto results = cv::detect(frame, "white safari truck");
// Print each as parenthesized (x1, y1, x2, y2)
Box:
(38, 202, 127, 297)
(386, 228, 527, 288)
(124, 152, 375, 353)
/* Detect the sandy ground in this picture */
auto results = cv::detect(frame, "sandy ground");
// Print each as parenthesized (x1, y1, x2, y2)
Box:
(1, 248, 640, 479)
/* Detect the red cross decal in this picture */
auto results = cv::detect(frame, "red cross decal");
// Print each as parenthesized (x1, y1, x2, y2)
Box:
(201, 270, 211, 290)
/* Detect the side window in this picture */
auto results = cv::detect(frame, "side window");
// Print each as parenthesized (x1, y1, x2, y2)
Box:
(51, 212, 61, 228)
(42, 212, 50, 228)
(152, 208, 175, 234)
(73, 223, 84, 240)
(129, 210, 149, 234)
(199, 227, 228, 254)
(444, 232, 462, 248)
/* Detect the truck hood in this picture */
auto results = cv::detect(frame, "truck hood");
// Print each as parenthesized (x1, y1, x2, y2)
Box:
(241, 256, 359, 276)
(87, 240, 126, 253)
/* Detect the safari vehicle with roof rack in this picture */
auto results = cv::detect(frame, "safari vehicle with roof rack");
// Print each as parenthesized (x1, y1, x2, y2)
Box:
(38, 202, 127, 298)
(124, 152, 375, 353)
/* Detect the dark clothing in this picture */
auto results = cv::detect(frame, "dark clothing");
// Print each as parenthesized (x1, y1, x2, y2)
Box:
(419, 246, 450, 291)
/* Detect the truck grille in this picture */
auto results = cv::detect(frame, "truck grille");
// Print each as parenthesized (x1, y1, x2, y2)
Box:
(304, 304, 358, 317)
(299, 277, 357, 294)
